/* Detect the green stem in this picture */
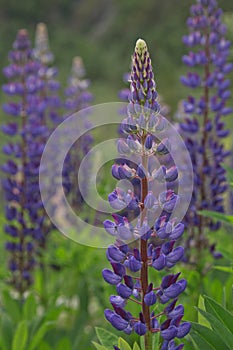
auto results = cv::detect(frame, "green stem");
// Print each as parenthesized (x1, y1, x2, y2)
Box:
(144, 332, 153, 350)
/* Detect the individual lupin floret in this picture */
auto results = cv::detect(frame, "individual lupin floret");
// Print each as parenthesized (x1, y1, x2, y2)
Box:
(102, 39, 190, 349)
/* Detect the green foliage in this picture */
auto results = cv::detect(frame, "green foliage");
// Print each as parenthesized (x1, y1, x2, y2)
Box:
(198, 210, 233, 225)
(118, 338, 132, 350)
(12, 320, 28, 350)
(95, 327, 118, 350)
(0, 291, 57, 350)
(223, 164, 233, 189)
(93, 328, 142, 350)
(191, 294, 233, 350)
(132, 343, 141, 350)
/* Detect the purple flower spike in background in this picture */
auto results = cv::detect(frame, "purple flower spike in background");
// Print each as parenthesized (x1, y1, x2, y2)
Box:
(33, 22, 62, 127)
(1, 28, 58, 297)
(102, 39, 190, 350)
(179, 0, 233, 263)
(63, 56, 94, 210)
(2, 29, 40, 295)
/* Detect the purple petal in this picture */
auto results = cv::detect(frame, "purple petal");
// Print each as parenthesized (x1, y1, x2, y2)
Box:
(152, 254, 166, 271)
(102, 269, 122, 285)
(160, 325, 177, 341)
(144, 291, 157, 306)
(107, 245, 125, 262)
(134, 321, 147, 335)
(116, 283, 132, 299)
(124, 256, 142, 272)
(177, 322, 191, 338)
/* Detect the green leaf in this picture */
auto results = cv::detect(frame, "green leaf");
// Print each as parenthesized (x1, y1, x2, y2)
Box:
(191, 332, 216, 350)
(2, 290, 21, 323)
(204, 295, 233, 333)
(198, 210, 233, 225)
(92, 342, 108, 350)
(38, 342, 51, 350)
(0, 314, 14, 350)
(57, 337, 71, 350)
(197, 308, 233, 349)
(12, 320, 28, 350)
(133, 343, 141, 350)
(140, 337, 145, 350)
(28, 321, 56, 350)
(214, 266, 233, 273)
(222, 164, 233, 187)
(216, 248, 233, 262)
(152, 332, 160, 349)
(118, 337, 132, 350)
(191, 322, 230, 350)
(23, 294, 37, 321)
(95, 327, 118, 350)
(197, 295, 210, 328)
(28, 313, 45, 339)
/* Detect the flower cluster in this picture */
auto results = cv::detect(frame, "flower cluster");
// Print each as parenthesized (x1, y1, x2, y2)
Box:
(179, 0, 233, 261)
(1, 29, 56, 294)
(33, 22, 62, 127)
(32, 23, 62, 250)
(63, 56, 93, 209)
(102, 39, 190, 349)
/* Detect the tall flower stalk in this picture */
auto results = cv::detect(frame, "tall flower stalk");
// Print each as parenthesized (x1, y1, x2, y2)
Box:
(1, 29, 57, 298)
(179, 0, 233, 264)
(63, 56, 93, 210)
(33, 22, 62, 128)
(32, 22, 61, 254)
(102, 39, 190, 350)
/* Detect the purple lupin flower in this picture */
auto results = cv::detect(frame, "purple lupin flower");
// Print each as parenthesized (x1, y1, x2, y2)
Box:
(33, 22, 62, 126)
(179, 0, 232, 262)
(33, 23, 54, 65)
(64, 56, 93, 114)
(32, 23, 62, 250)
(102, 39, 190, 349)
(63, 56, 93, 210)
(1, 29, 53, 295)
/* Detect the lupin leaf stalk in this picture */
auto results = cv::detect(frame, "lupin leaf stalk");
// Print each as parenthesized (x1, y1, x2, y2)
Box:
(1, 29, 51, 295)
(179, 0, 233, 263)
(102, 39, 190, 350)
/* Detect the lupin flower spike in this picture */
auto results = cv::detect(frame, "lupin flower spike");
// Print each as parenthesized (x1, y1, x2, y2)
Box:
(1, 29, 51, 295)
(34, 22, 54, 65)
(179, 0, 233, 263)
(64, 56, 93, 113)
(32, 23, 61, 250)
(62, 55, 93, 209)
(33, 22, 62, 126)
(102, 39, 190, 350)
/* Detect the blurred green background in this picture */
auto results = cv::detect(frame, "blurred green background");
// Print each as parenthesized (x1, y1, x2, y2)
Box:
(1, 0, 233, 112)
(0, 2, 233, 349)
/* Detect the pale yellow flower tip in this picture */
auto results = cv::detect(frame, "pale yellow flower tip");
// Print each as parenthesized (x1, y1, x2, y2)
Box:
(135, 38, 147, 56)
